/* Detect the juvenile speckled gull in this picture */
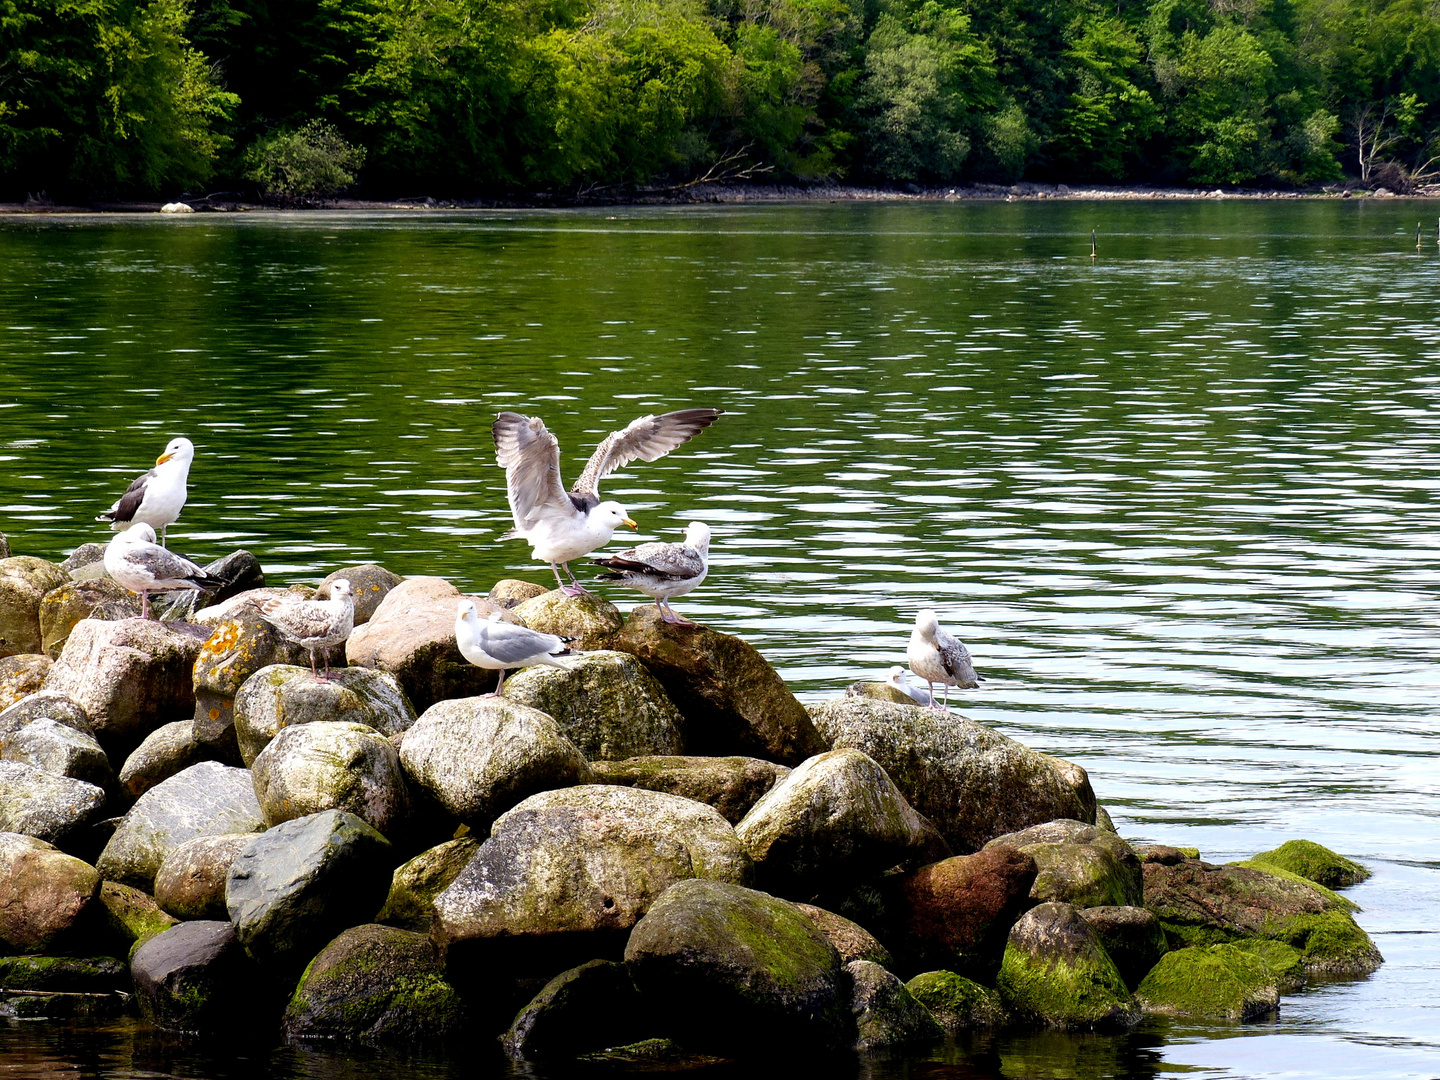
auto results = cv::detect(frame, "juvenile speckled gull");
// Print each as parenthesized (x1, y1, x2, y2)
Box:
(593, 520, 710, 625)
(907, 609, 981, 711)
(257, 579, 355, 680)
(103, 522, 222, 620)
(492, 408, 722, 596)
(886, 665, 933, 707)
(96, 436, 194, 547)
(454, 599, 577, 695)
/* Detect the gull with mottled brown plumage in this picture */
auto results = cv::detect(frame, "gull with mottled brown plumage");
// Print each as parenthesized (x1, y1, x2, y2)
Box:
(492, 408, 723, 595)
(257, 579, 355, 680)
(593, 520, 710, 624)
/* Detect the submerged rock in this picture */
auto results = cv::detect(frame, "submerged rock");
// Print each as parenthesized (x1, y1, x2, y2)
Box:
(588, 755, 788, 824)
(610, 606, 828, 767)
(996, 902, 1140, 1031)
(234, 664, 416, 766)
(503, 959, 649, 1059)
(984, 819, 1142, 908)
(0, 760, 107, 846)
(130, 920, 260, 1032)
(0, 556, 70, 657)
(1135, 944, 1280, 1019)
(251, 720, 410, 835)
(905, 970, 1008, 1030)
(809, 699, 1093, 853)
(502, 650, 685, 761)
(847, 959, 945, 1050)
(1241, 839, 1370, 889)
(316, 564, 403, 626)
(0, 832, 99, 952)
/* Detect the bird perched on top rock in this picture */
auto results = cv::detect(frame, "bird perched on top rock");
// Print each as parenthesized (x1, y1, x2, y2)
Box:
(103, 522, 222, 620)
(593, 520, 710, 625)
(907, 609, 981, 710)
(492, 408, 722, 595)
(257, 579, 355, 680)
(454, 599, 577, 694)
(96, 436, 194, 547)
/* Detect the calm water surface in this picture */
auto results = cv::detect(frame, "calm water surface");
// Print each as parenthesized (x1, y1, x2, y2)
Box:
(1, 201, 1438, 1079)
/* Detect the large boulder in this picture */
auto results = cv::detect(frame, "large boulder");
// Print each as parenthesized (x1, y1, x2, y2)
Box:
(884, 845, 1039, 981)
(234, 664, 415, 766)
(623, 879, 851, 1055)
(344, 577, 498, 710)
(153, 833, 255, 920)
(283, 923, 466, 1044)
(130, 920, 261, 1032)
(0, 715, 111, 788)
(226, 809, 394, 969)
(433, 785, 752, 974)
(1240, 839, 1370, 889)
(503, 959, 649, 1059)
(609, 606, 828, 767)
(0, 653, 53, 708)
(39, 580, 141, 658)
(905, 970, 1008, 1030)
(0, 832, 99, 952)
(0, 556, 69, 657)
(735, 748, 949, 895)
(996, 901, 1139, 1031)
(984, 819, 1142, 908)
(1078, 906, 1169, 990)
(809, 699, 1093, 853)
(251, 720, 409, 835)
(846, 959, 944, 1051)
(502, 650, 685, 761)
(1135, 944, 1280, 1019)
(398, 696, 591, 830)
(316, 564, 403, 626)
(117, 720, 221, 802)
(97, 761, 265, 890)
(1142, 855, 1382, 975)
(588, 755, 788, 824)
(377, 837, 481, 932)
(488, 579, 548, 608)
(43, 618, 210, 752)
(0, 761, 107, 846)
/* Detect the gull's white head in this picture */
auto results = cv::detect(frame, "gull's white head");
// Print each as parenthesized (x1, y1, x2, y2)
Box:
(915, 609, 940, 639)
(121, 522, 158, 544)
(596, 501, 638, 531)
(887, 665, 907, 684)
(156, 437, 194, 467)
(330, 579, 352, 601)
(684, 521, 711, 550)
(456, 599, 479, 621)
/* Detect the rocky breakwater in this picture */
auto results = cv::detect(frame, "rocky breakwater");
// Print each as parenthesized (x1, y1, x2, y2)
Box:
(0, 544, 1386, 1057)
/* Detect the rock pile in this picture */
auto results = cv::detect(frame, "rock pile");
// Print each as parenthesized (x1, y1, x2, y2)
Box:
(0, 543, 1384, 1055)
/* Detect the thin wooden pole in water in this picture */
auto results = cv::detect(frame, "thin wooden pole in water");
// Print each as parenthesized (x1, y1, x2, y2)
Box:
(1090, 229, 1097, 260)
(1419, 222, 1424, 250)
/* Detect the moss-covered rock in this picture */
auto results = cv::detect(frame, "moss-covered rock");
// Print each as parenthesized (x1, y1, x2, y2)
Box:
(0, 833, 100, 952)
(512, 588, 624, 650)
(624, 878, 851, 1055)
(795, 903, 893, 967)
(1242, 839, 1370, 889)
(0, 556, 69, 657)
(1078, 906, 1169, 990)
(985, 819, 1142, 908)
(283, 923, 466, 1045)
(847, 958, 944, 1050)
(376, 837, 480, 932)
(1135, 943, 1279, 1019)
(588, 755, 788, 824)
(809, 699, 1093, 853)
(130, 920, 261, 1032)
(97, 880, 180, 958)
(502, 959, 650, 1059)
(844, 681, 916, 705)
(905, 970, 1008, 1030)
(1142, 856, 1382, 975)
(0, 955, 126, 992)
(234, 663, 416, 766)
(251, 720, 410, 835)
(0, 653, 53, 709)
(996, 901, 1140, 1031)
(1231, 938, 1306, 990)
(503, 650, 686, 761)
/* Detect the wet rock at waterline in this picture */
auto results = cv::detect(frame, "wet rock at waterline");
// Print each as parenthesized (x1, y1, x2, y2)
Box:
(623, 878, 850, 1055)
(130, 920, 260, 1032)
(0, 761, 107, 846)
(117, 720, 221, 802)
(511, 589, 623, 650)
(250, 720, 410, 834)
(503, 959, 649, 1059)
(283, 924, 466, 1045)
(97, 880, 180, 957)
(376, 837, 481, 932)
(1135, 944, 1280, 1020)
(502, 650, 685, 761)
(0, 654, 53, 710)
(0, 715, 111, 788)
(905, 970, 1008, 1030)
(0, 832, 100, 953)
(996, 902, 1140, 1031)
(153, 833, 256, 921)
(735, 748, 950, 894)
(398, 696, 591, 829)
(809, 699, 1095, 853)
(1241, 839, 1370, 889)
(795, 903, 894, 967)
(97, 761, 265, 890)
(1078, 906, 1170, 990)
(0, 556, 70, 658)
(610, 606, 828, 767)
(847, 959, 945, 1051)
(226, 809, 394, 969)
(587, 754, 789, 824)
(316, 564, 402, 626)
(39, 580, 141, 658)
(984, 819, 1142, 908)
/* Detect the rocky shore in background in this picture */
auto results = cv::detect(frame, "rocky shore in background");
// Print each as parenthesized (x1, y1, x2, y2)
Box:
(0, 530, 1383, 1062)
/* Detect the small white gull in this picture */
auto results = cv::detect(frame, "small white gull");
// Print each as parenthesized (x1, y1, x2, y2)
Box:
(257, 579, 355, 680)
(593, 520, 710, 625)
(492, 408, 722, 595)
(886, 665, 933, 706)
(104, 522, 222, 619)
(907, 609, 981, 710)
(96, 436, 194, 547)
(454, 599, 577, 694)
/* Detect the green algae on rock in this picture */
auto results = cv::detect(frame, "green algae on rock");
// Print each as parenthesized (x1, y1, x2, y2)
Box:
(984, 819, 1142, 908)
(377, 836, 482, 932)
(1135, 943, 1280, 1020)
(996, 901, 1140, 1031)
(1243, 839, 1370, 889)
(905, 970, 1008, 1030)
(1231, 938, 1307, 990)
(847, 958, 945, 1050)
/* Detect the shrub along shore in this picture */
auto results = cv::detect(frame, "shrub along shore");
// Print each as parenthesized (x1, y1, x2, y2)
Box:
(0, 532, 1384, 1058)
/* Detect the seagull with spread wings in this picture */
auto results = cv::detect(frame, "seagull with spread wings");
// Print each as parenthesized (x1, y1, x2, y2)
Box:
(593, 520, 710, 624)
(492, 408, 723, 595)
(96, 437, 194, 548)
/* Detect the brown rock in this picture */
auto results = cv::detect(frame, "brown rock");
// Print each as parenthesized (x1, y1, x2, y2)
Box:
(588, 755, 789, 824)
(153, 833, 254, 920)
(316, 564, 402, 626)
(39, 580, 141, 658)
(609, 606, 828, 767)
(488, 579, 549, 608)
(796, 903, 894, 967)
(0, 654, 51, 710)
(0, 557, 69, 657)
(0, 833, 100, 952)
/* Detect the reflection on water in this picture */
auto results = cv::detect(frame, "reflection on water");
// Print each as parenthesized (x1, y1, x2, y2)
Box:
(2, 202, 1439, 1078)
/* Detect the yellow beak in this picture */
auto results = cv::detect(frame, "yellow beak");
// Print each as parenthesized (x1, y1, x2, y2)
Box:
(156, 452, 173, 465)
(623, 518, 638, 529)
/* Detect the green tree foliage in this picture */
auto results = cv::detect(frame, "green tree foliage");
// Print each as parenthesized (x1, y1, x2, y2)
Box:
(243, 118, 365, 200)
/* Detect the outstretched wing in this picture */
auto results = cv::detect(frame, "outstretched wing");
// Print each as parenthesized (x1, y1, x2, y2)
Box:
(98, 470, 154, 523)
(572, 408, 722, 497)
(492, 412, 572, 532)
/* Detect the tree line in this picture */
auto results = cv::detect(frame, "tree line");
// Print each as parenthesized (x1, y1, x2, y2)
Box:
(2, 0, 1437, 201)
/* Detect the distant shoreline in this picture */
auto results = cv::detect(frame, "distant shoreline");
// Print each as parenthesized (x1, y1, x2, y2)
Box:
(5, 179, 1440, 214)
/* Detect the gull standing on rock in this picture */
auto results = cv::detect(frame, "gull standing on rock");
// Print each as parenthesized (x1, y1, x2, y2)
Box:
(257, 579, 355, 680)
(104, 522, 223, 620)
(886, 665, 933, 707)
(593, 520, 710, 625)
(492, 408, 723, 595)
(96, 436, 194, 547)
(454, 599, 577, 694)
(908, 609, 981, 710)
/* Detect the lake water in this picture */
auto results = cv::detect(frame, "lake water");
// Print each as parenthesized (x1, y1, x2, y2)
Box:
(1, 201, 1438, 1079)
